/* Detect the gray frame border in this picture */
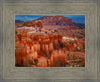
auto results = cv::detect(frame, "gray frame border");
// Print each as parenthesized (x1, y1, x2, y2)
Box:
(0, 0, 100, 82)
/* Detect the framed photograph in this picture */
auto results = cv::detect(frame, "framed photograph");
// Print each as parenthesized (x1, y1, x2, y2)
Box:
(15, 14, 85, 67)
(0, 0, 100, 82)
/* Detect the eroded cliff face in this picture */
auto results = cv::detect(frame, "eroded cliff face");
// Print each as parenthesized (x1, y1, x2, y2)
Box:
(36, 16, 75, 26)
(15, 32, 85, 67)
(15, 16, 85, 29)
(15, 16, 85, 67)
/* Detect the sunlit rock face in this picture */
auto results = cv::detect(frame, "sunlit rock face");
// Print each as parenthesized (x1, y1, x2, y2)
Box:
(15, 31, 85, 67)
(15, 16, 85, 67)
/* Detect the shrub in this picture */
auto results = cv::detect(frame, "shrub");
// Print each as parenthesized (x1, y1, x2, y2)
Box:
(16, 31, 18, 34)
(76, 46, 81, 52)
(55, 60, 59, 67)
(66, 44, 68, 48)
(82, 45, 85, 49)
(67, 53, 69, 56)
(69, 42, 73, 44)
(73, 54, 75, 60)
(34, 59, 38, 66)
(27, 61, 32, 67)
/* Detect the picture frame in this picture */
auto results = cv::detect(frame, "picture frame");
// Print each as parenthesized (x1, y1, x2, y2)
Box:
(0, 0, 100, 82)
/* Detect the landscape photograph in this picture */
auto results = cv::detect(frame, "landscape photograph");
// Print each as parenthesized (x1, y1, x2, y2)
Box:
(15, 15, 85, 67)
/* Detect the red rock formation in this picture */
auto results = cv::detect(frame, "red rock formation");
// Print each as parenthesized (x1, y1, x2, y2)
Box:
(36, 16, 76, 27)
(48, 43, 54, 51)
(49, 34, 54, 42)
(15, 47, 27, 66)
(33, 43, 40, 52)
(48, 50, 67, 67)
(44, 44, 49, 56)
(38, 57, 48, 67)
(15, 32, 85, 67)
(58, 34, 62, 42)
(15, 34, 19, 42)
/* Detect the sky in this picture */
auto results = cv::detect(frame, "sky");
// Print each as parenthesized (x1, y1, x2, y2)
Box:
(15, 15, 85, 24)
